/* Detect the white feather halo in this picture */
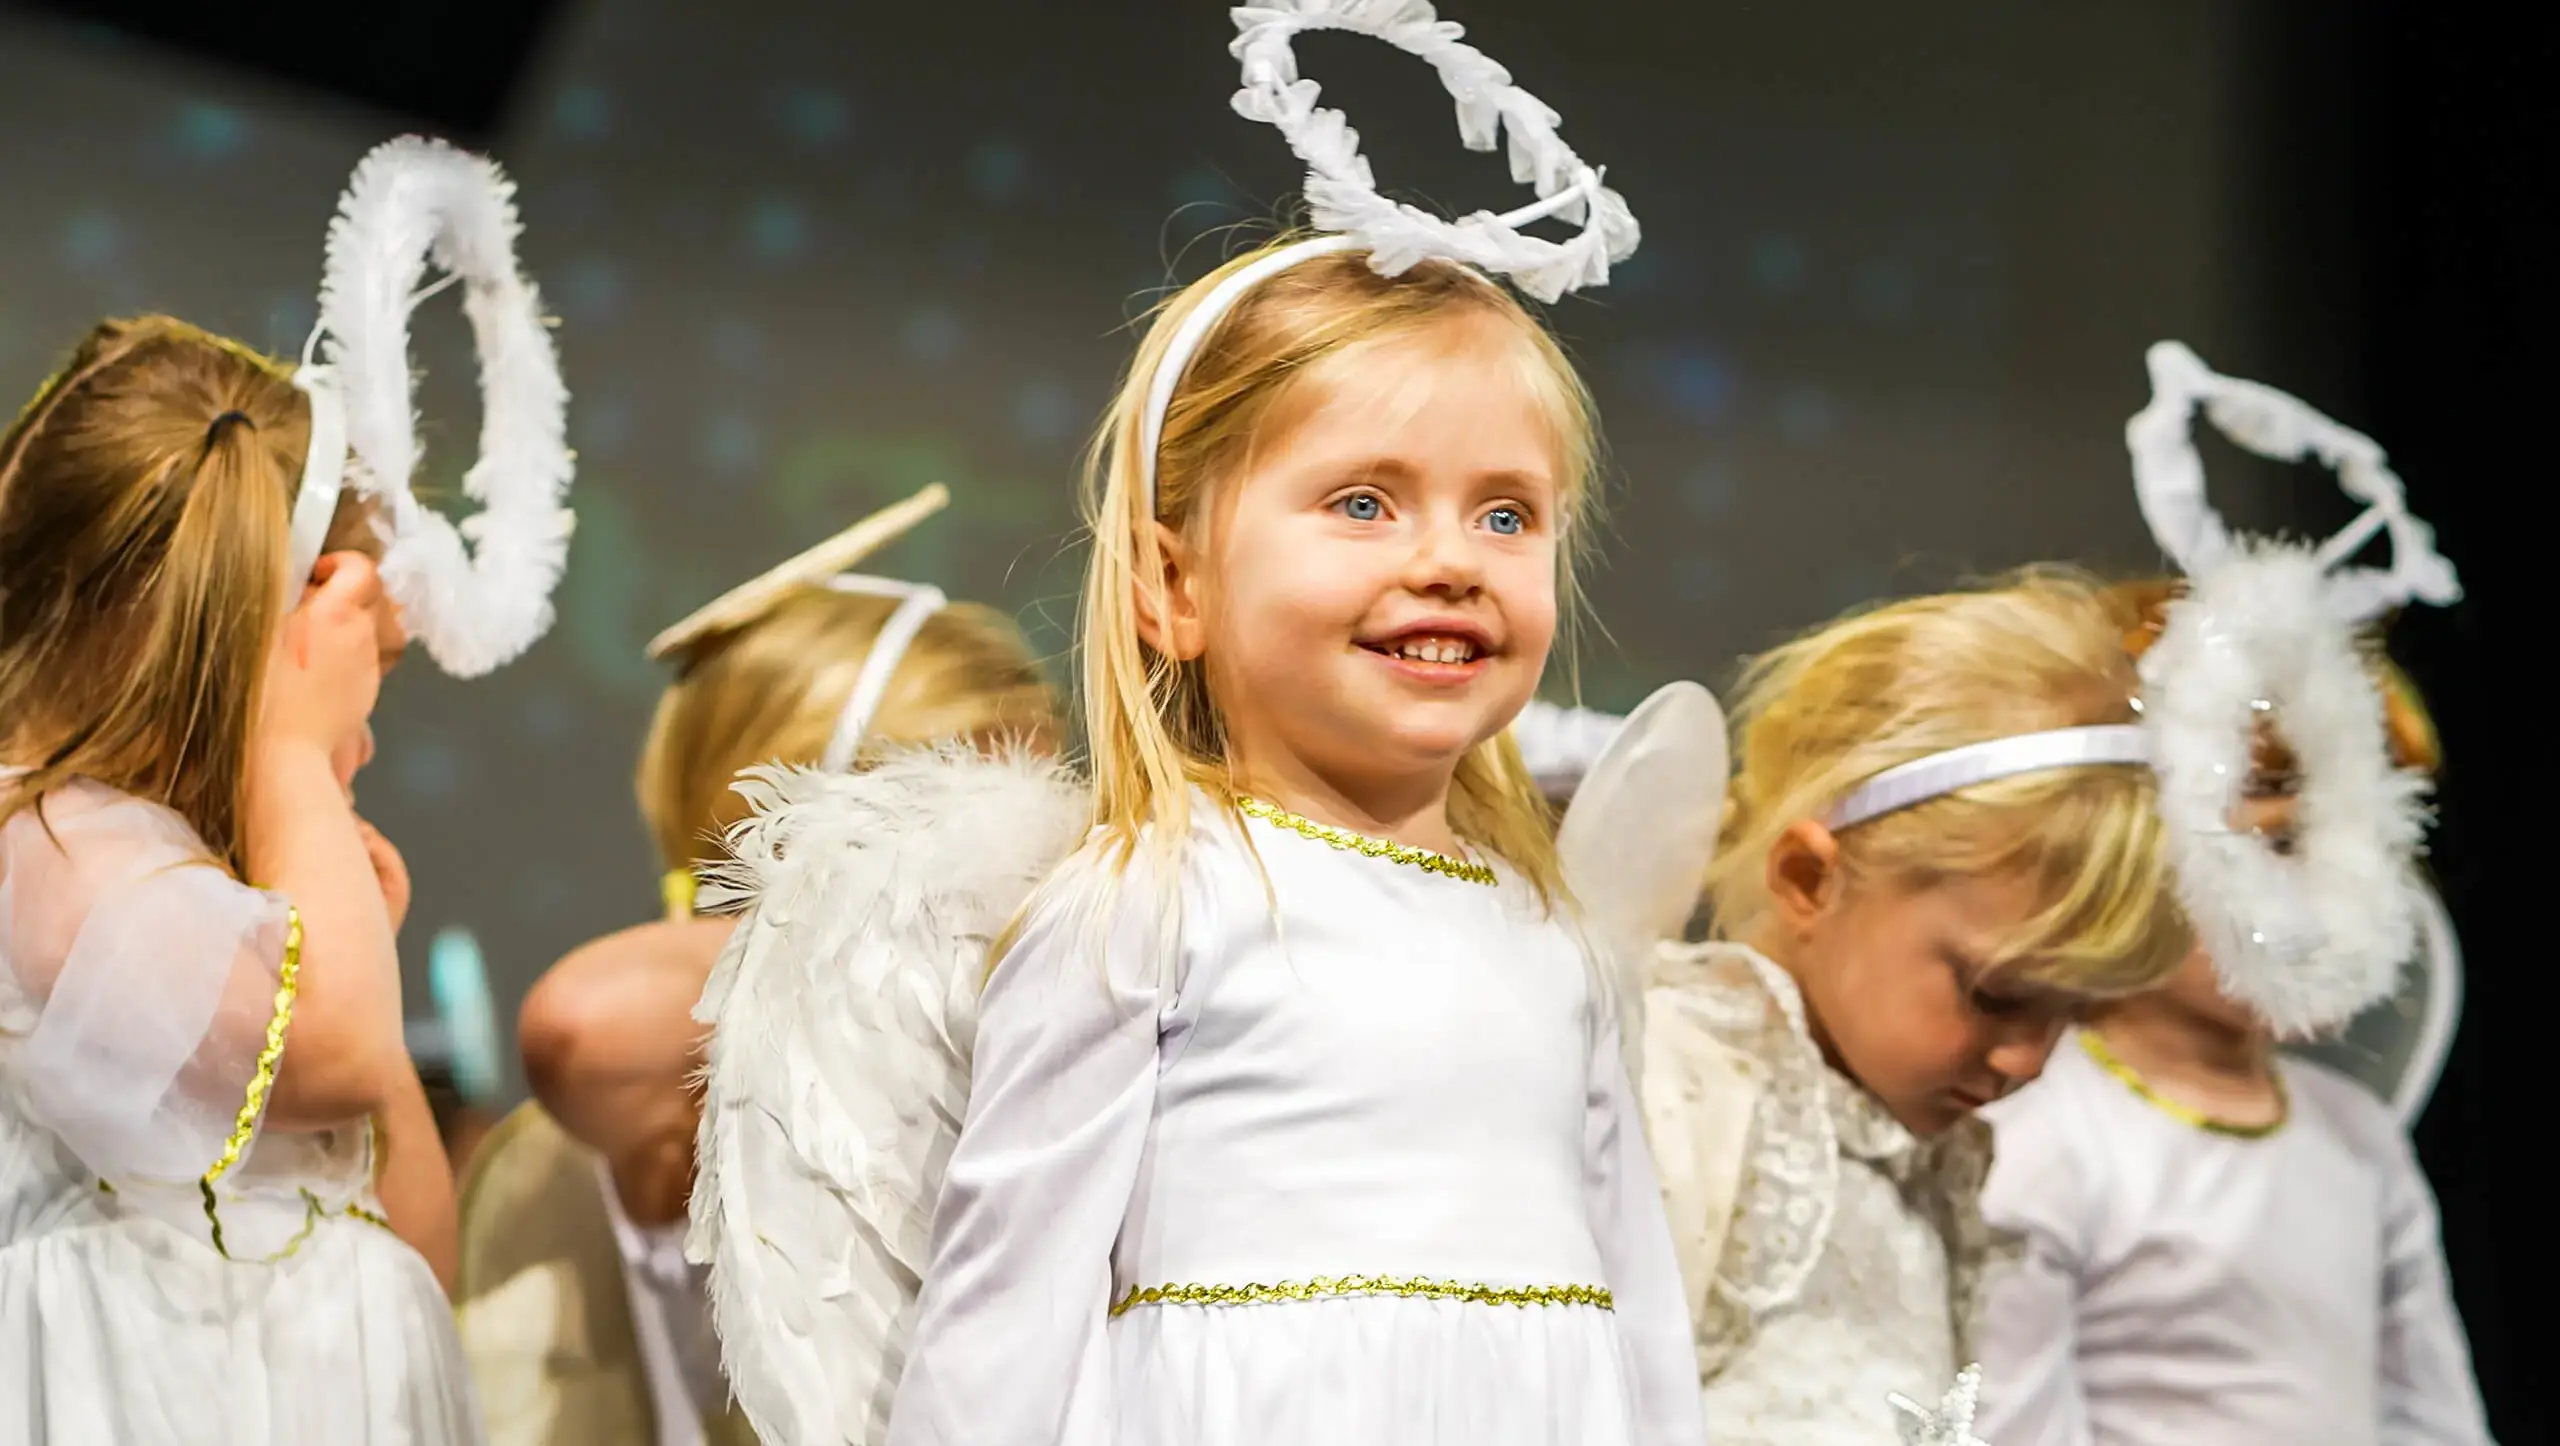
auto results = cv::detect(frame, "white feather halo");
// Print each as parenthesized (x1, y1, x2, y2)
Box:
(315, 136, 574, 678)
(2137, 544, 2432, 1034)
(2126, 342, 2458, 1034)
(1229, 0, 1639, 302)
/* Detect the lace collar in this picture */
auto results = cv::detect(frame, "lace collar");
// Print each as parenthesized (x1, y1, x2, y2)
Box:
(1659, 941, 2014, 1350)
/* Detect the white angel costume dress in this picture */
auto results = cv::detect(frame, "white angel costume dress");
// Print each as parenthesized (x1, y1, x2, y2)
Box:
(1974, 1031, 2492, 1446)
(10, 126, 572, 1446)
(1, 780, 479, 1444)
(1971, 889, 2494, 1446)
(690, 750, 1706, 1446)
(1527, 686, 2019, 1446)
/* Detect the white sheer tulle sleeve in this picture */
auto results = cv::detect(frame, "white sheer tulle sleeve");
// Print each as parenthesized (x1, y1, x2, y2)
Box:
(2375, 1128, 2496, 1444)
(0, 780, 292, 1184)
(884, 855, 1168, 1446)
(1511, 700, 1627, 801)
(1584, 987, 1712, 1445)
(1974, 1093, 2100, 1446)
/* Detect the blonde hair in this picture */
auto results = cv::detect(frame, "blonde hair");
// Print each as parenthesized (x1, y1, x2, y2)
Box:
(0, 316, 381, 873)
(1079, 239, 1598, 897)
(1708, 567, 2192, 998)
(638, 586, 1055, 873)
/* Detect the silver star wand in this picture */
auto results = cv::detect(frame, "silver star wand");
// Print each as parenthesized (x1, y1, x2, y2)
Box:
(1888, 1363, 1988, 1446)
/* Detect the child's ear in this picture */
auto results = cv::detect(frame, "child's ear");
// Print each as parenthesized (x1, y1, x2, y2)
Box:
(1765, 818, 1844, 937)
(1133, 522, 1209, 662)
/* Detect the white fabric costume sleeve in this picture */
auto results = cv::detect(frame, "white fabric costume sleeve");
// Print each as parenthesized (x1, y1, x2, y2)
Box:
(1974, 1095, 2100, 1446)
(2375, 1129, 2496, 1444)
(885, 860, 1166, 1446)
(1, 780, 292, 1183)
(1511, 700, 1627, 800)
(1584, 988, 1713, 1445)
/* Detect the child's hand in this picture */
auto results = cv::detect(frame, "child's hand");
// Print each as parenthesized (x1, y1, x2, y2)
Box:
(355, 816, 411, 935)
(259, 553, 386, 764)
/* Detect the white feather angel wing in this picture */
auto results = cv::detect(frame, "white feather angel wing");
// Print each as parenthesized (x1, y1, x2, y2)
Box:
(1554, 681, 1730, 1086)
(687, 745, 1090, 1446)
(2293, 876, 2464, 1124)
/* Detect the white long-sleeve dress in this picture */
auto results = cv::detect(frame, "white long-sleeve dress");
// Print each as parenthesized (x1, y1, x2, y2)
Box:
(0, 778, 481, 1445)
(1638, 940, 2009, 1445)
(1975, 1031, 2494, 1446)
(882, 799, 1708, 1446)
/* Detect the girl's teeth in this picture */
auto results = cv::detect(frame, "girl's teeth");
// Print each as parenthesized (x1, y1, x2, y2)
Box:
(1395, 639, 1472, 663)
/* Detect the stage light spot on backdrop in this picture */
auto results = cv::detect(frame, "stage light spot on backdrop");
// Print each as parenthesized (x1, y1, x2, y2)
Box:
(553, 84, 613, 142)
(1637, 343, 1737, 429)
(1683, 460, 1739, 521)
(1011, 378, 1074, 444)
(573, 395, 633, 457)
(172, 102, 244, 161)
(60, 211, 121, 273)
(1749, 234, 1807, 297)
(770, 84, 852, 147)
(902, 307, 962, 363)
(1777, 385, 1839, 442)
(518, 688, 577, 746)
(1677, 561, 1725, 605)
(561, 257, 624, 323)
(970, 140, 1027, 203)
(1855, 259, 1916, 323)
(697, 411, 762, 476)
(746, 198, 811, 261)
(1825, 564, 1888, 613)
(261, 294, 317, 354)
(709, 315, 765, 374)
(393, 737, 463, 805)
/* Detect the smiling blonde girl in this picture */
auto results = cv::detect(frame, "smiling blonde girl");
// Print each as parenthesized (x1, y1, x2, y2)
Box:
(686, 10, 1704, 1443)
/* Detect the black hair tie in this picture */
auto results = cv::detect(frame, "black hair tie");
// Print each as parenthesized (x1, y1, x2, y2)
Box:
(204, 409, 256, 444)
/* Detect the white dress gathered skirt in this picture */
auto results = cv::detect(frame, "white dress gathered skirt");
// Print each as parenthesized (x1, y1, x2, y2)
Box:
(1109, 1294, 1637, 1445)
(883, 798, 1707, 1446)
(1, 778, 482, 1445)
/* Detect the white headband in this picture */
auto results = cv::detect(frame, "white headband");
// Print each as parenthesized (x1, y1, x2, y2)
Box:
(1817, 343, 2458, 1034)
(819, 576, 948, 772)
(284, 354, 347, 595)
(1139, 0, 1640, 514)
(303, 136, 575, 677)
(1823, 724, 2151, 832)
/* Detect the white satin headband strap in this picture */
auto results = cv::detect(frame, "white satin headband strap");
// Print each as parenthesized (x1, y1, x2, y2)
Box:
(284, 363, 348, 596)
(1824, 724, 2152, 831)
(819, 576, 947, 772)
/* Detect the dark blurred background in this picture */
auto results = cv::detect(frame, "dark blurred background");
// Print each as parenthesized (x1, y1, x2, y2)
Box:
(1, 0, 2538, 1433)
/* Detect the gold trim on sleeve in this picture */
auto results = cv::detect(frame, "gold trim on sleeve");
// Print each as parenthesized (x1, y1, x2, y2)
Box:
(1110, 1274, 1612, 1317)
(201, 904, 304, 1259)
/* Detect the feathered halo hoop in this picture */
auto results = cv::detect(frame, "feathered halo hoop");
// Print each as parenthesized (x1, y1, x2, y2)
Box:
(2127, 340, 2460, 1034)
(1139, 0, 1639, 510)
(292, 136, 575, 679)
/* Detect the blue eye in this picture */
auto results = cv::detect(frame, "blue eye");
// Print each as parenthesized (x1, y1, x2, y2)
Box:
(1340, 492, 1384, 521)
(1485, 507, 1525, 535)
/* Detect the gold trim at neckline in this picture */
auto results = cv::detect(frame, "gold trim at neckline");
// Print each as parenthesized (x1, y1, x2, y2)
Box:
(1234, 797, 1498, 886)
(1111, 1274, 1612, 1317)
(2081, 1031, 2288, 1139)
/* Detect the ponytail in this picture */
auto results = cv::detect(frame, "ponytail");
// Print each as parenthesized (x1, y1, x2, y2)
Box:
(0, 316, 321, 874)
